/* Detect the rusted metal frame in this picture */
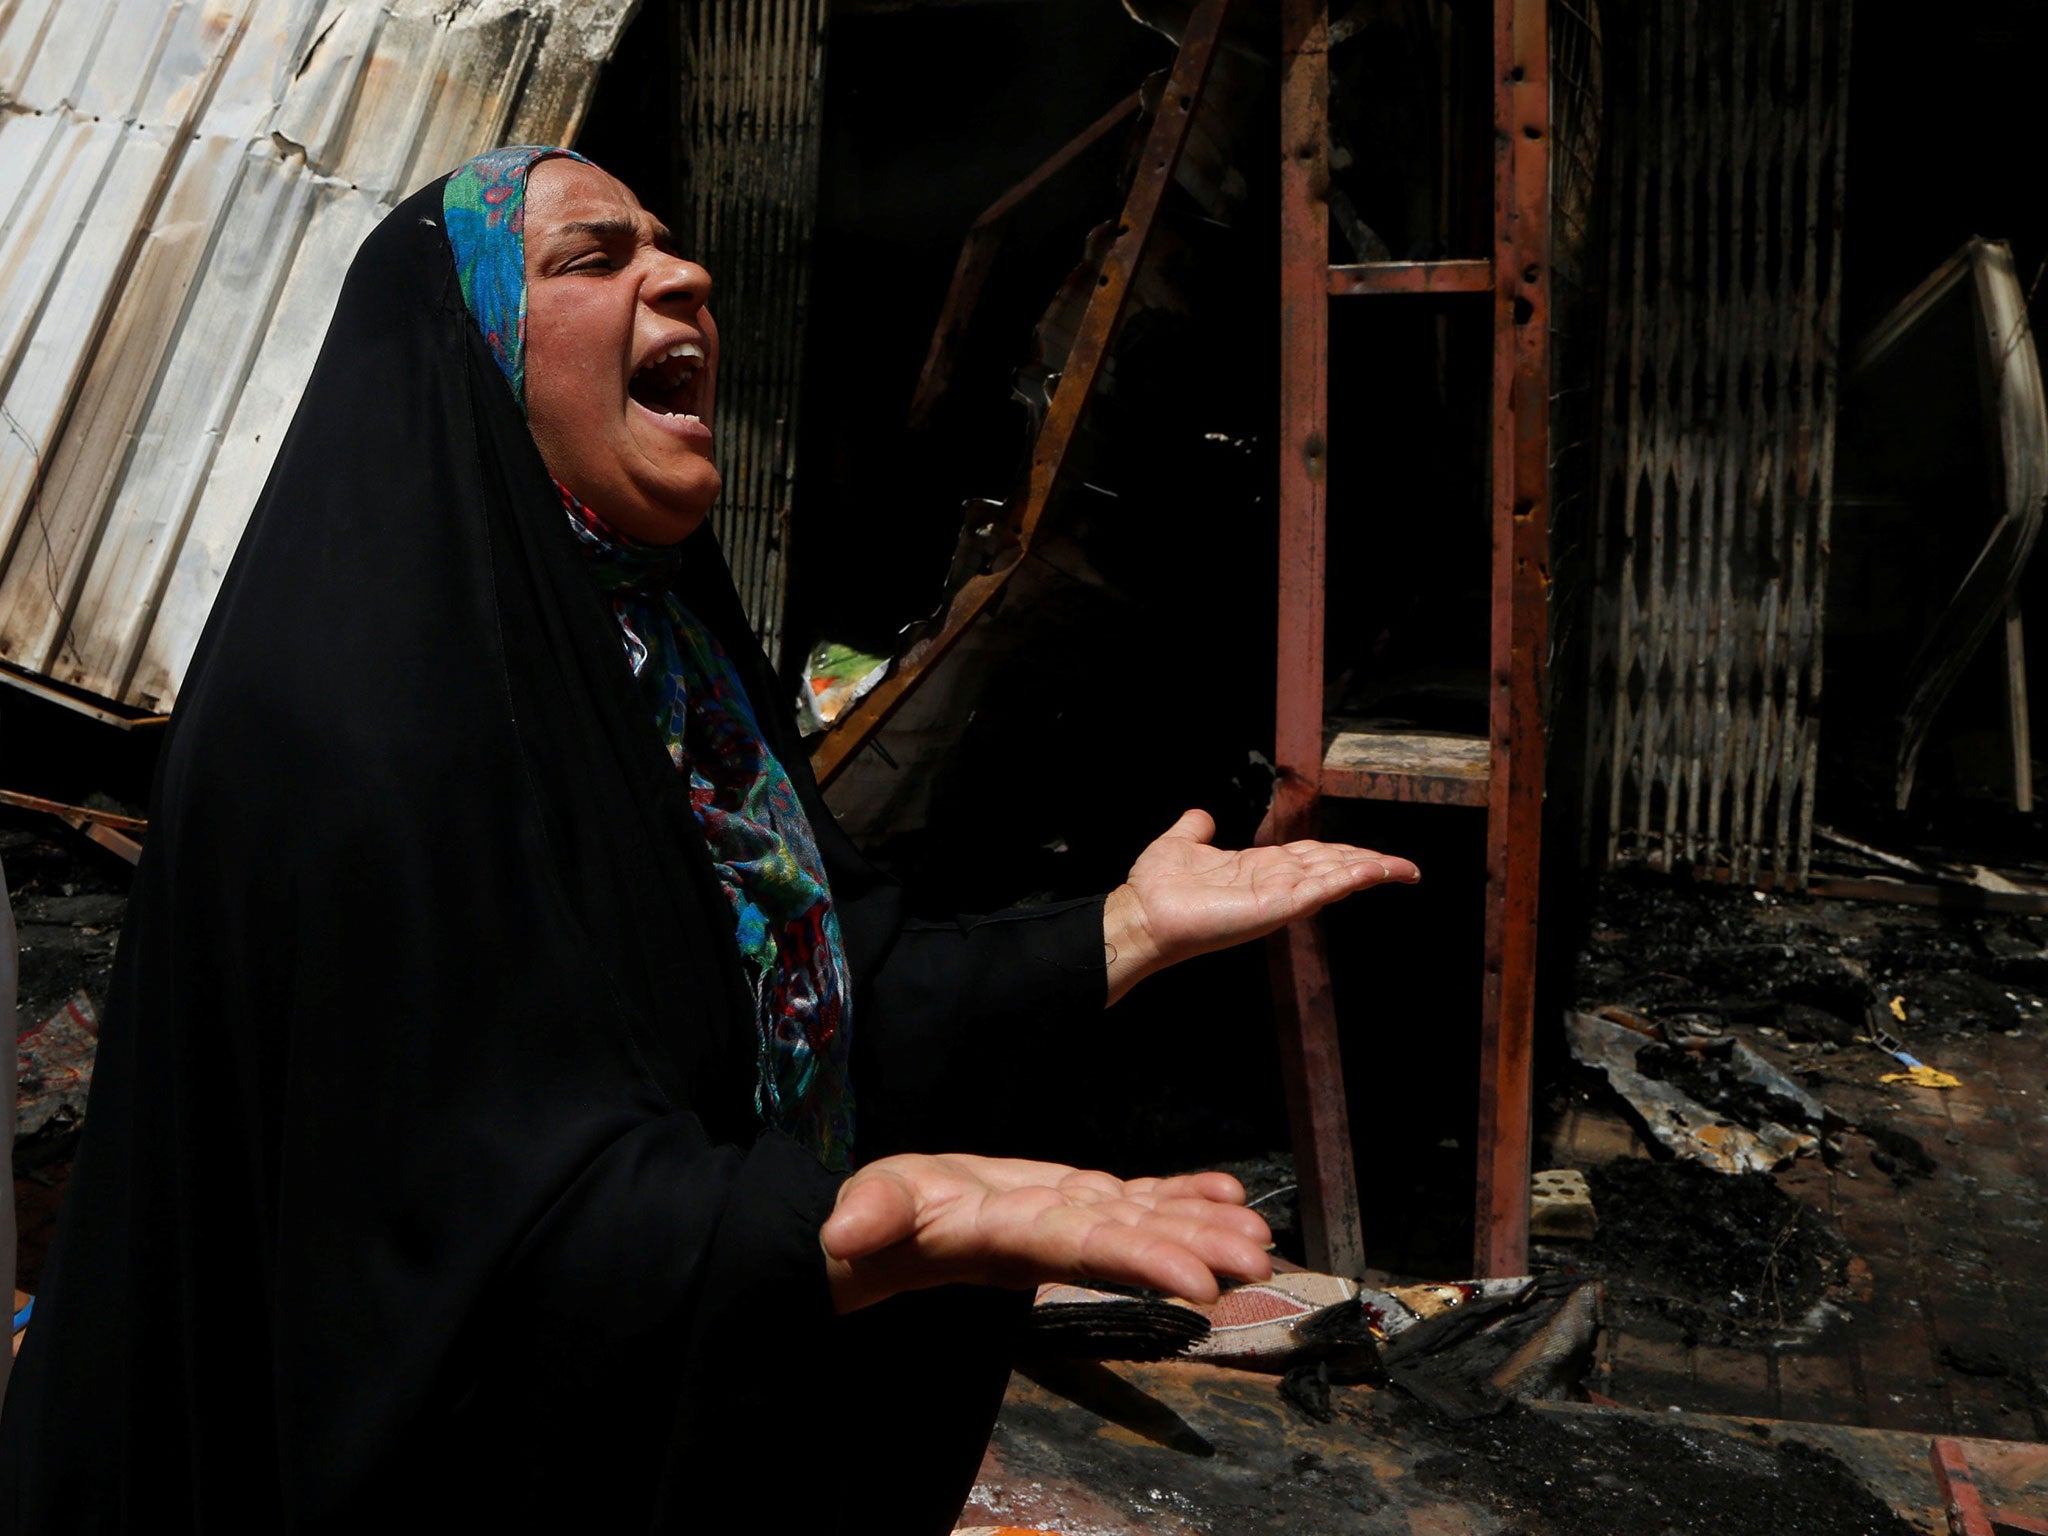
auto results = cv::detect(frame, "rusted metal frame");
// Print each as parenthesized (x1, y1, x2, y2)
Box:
(1661, 0, 1704, 873)
(1754, 0, 1821, 888)
(907, 89, 1144, 429)
(0, 663, 168, 728)
(0, 790, 145, 865)
(1596, 0, 1655, 871)
(1254, 0, 1363, 1280)
(1588, 1, 1638, 870)
(1473, 0, 1549, 1281)
(1327, 259, 1493, 297)
(1703, 0, 1757, 876)
(1782, 0, 1849, 886)
(1264, 0, 1332, 831)
(0, 789, 147, 832)
(810, 0, 1233, 788)
(1630, 0, 1676, 872)
(1932, 1437, 1998, 1536)
(686, 0, 830, 659)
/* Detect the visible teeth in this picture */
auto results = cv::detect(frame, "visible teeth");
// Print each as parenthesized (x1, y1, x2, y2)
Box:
(666, 342, 705, 361)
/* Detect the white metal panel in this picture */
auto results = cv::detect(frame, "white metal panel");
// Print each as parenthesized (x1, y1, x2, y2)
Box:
(0, 0, 68, 98)
(62, 146, 309, 691)
(0, 131, 247, 675)
(0, 0, 640, 713)
(0, 118, 156, 561)
(130, 177, 381, 705)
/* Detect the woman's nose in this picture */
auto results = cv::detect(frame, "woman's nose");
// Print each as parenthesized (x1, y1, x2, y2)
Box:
(651, 256, 713, 314)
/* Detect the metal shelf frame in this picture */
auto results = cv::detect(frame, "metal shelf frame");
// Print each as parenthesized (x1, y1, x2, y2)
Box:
(1259, 0, 1552, 1280)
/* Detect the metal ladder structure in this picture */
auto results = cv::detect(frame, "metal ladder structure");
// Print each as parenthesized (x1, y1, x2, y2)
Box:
(1260, 0, 1552, 1279)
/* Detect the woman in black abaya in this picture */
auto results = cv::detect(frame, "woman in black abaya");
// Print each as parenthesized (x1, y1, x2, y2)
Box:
(0, 148, 1416, 1533)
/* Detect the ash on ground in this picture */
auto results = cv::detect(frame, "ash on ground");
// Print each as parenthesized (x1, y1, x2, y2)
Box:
(4, 822, 129, 1030)
(1552, 1158, 1853, 1344)
(1575, 866, 2048, 1048)
(4, 816, 135, 1286)
(1406, 1402, 1919, 1536)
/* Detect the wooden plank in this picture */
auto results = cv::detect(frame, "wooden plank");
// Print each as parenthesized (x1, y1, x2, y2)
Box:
(808, 0, 1235, 788)
(1474, 0, 1549, 1282)
(1327, 258, 1492, 297)
(1321, 727, 1489, 807)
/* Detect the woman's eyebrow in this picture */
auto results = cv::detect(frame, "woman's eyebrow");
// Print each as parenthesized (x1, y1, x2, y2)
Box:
(553, 217, 640, 244)
(550, 216, 677, 253)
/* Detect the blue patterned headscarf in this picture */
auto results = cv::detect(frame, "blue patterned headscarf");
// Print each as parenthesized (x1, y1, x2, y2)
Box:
(442, 147, 855, 1170)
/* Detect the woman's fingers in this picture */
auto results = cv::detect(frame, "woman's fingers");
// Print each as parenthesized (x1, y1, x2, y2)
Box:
(820, 1166, 920, 1262)
(1279, 845, 1420, 886)
(1124, 1171, 1249, 1205)
(994, 1190, 1275, 1296)
(826, 1154, 1281, 1313)
(1155, 1197, 1273, 1245)
(1160, 807, 1219, 846)
(1062, 1209, 1272, 1303)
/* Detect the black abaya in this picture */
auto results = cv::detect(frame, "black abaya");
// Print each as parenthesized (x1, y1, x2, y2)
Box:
(0, 176, 1104, 1533)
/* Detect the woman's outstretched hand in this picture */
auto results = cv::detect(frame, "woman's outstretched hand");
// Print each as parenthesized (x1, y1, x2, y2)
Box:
(1102, 808, 1420, 1004)
(820, 1155, 1272, 1315)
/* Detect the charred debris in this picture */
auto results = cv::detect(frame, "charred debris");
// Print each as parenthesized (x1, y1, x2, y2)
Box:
(4, 0, 2048, 1526)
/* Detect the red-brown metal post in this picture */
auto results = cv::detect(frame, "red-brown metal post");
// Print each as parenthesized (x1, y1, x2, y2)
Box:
(1474, 0, 1551, 1279)
(1263, 0, 1365, 1279)
(1930, 1439, 1997, 1536)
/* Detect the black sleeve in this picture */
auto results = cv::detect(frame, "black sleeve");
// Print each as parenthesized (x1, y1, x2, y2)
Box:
(838, 887, 1110, 1157)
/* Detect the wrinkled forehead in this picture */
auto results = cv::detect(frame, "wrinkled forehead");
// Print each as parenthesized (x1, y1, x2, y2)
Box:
(523, 159, 669, 256)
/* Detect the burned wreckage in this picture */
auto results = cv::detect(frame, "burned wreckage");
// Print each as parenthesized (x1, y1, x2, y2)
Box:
(0, 0, 2045, 1528)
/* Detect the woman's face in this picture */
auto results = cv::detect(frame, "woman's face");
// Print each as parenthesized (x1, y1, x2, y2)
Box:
(522, 159, 720, 543)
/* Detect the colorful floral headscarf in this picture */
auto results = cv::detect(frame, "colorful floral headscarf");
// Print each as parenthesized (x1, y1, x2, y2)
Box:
(442, 147, 854, 1170)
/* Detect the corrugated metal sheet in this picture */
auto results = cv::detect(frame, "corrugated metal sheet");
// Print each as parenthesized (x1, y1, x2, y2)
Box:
(0, 0, 639, 714)
(683, 0, 827, 667)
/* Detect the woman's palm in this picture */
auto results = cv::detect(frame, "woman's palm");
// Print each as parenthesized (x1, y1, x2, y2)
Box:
(1120, 809, 1419, 968)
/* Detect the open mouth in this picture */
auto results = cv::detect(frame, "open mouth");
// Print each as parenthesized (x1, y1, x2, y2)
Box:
(628, 340, 706, 422)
